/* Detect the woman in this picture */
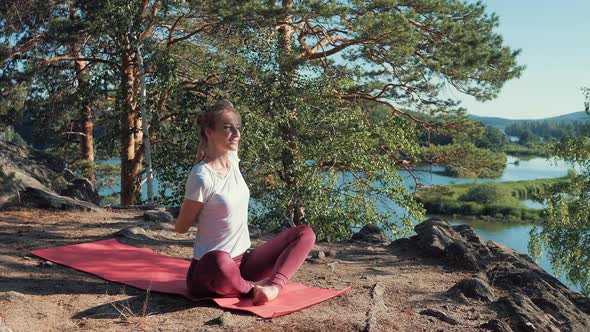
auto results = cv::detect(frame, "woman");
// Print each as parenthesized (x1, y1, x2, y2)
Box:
(175, 99, 316, 305)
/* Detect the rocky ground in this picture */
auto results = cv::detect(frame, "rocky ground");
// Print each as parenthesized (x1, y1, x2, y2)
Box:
(1, 208, 589, 332)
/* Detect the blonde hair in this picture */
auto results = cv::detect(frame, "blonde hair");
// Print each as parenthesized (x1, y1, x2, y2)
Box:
(196, 99, 241, 141)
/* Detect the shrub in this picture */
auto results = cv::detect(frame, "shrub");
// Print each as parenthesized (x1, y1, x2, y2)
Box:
(522, 209, 542, 220)
(460, 201, 483, 215)
(567, 168, 577, 178)
(443, 200, 462, 214)
(504, 206, 523, 220)
(459, 183, 517, 205)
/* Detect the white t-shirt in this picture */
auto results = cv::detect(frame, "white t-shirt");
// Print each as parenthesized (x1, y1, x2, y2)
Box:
(184, 151, 251, 259)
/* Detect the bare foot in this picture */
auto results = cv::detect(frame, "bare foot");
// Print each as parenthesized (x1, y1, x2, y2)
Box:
(252, 285, 279, 306)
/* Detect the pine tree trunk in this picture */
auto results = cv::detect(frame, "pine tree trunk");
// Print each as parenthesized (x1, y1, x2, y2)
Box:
(277, 0, 305, 225)
(70, 1, 95, 186)
(80, 104, 95, 184)
(119, 46, 143, 206)
(74, 58, 96, 186)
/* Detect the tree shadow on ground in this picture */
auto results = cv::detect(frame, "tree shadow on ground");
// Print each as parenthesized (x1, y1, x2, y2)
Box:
(0, 276, 131, 296)
(72, 292, 253, 320)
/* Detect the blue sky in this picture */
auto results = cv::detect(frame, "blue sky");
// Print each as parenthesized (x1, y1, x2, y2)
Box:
(455, 1, 590, 119)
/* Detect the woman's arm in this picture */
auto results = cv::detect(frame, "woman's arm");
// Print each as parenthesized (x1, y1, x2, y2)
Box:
(175, 199, 204, 233)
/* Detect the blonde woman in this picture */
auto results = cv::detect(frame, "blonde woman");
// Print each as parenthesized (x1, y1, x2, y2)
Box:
(175, 99, 315, 305)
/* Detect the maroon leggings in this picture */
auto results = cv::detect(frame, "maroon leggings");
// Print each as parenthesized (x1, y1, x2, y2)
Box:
(186, 224, 316, 298)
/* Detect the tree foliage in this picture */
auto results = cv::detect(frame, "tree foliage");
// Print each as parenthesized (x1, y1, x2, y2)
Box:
(420, 143, 507, 178)
(474, 124, 509, 152)
(505, 120, 590, 142)
(530, 88, 590, 296)
(2, 1, 523, 239)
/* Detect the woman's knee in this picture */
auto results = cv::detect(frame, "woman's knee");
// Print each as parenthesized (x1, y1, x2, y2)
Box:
(199, 250, 234, 273)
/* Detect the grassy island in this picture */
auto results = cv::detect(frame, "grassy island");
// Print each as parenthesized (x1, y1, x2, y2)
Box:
(416, 175, 573, 223)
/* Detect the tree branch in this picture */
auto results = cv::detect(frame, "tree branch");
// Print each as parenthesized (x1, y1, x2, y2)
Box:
(340, 92, 431, 129)
(41, 56, 117, 66)
(139, 0, 161, 41)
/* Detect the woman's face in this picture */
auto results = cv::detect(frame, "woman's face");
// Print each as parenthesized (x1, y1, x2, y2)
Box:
(206, 110, 241, 152)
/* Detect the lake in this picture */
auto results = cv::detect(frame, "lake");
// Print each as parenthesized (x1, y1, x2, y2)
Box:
(401, 155, 573, 187)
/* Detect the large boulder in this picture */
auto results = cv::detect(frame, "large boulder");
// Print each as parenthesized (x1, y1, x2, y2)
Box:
(20, 187, 100, 211)
(412, 217, 486, 271)
(0, 140, 99, 209)
(351, 224, 389, 243)
(60, 177, 100, 205)
(1, 141, 64, 205)
(400, 218, 590, 332)
(143, 210, 174, 223)
(447, 277, 495, 302)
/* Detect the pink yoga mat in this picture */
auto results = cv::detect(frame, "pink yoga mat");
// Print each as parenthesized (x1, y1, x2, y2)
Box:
(31, 239, 349, 318)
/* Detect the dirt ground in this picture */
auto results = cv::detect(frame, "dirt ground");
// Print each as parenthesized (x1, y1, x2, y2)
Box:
(0, 209, 500, 331)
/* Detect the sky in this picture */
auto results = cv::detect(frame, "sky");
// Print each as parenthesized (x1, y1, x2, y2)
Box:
(454, 0, 590, 120)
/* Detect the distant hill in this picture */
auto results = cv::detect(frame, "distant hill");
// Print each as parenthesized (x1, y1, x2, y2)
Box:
(471, 111, 589, 129)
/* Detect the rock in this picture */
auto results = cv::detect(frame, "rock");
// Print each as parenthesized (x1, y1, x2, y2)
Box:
(326, 250, 337, 258)
(143, 210, 174, 223)
(37, 261, 54, 268)
(110, 204, 166, 211)
(142, 204, 167, 211)
(406, 218, 590, 332)
(207, 312, 233, 326)
(364, 283, 386, 332)
(60, 177, 100, 205)
(496, 293, 555, 332)
(419, 309, 460, 325)
(445, 241, 480, 271)
(452, 224, 486, 245)
(487, 251, 590, 330)
(447, 277, 494, 302)
(327, 261, 338, 273)
(0, 291, 27, 302)
(166, 206, 180, 218)
(20, 187, 100, 211)
(351, 224, 389, 243)
(0, 141, 103, 208)
(114, 226, 152, 241)
(312, 250, 326, 259)
(413, 218, 484, 270)
(413, 218, 457, 254)
(62, 168, 77, 182)
(480, 319, 513, 332)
